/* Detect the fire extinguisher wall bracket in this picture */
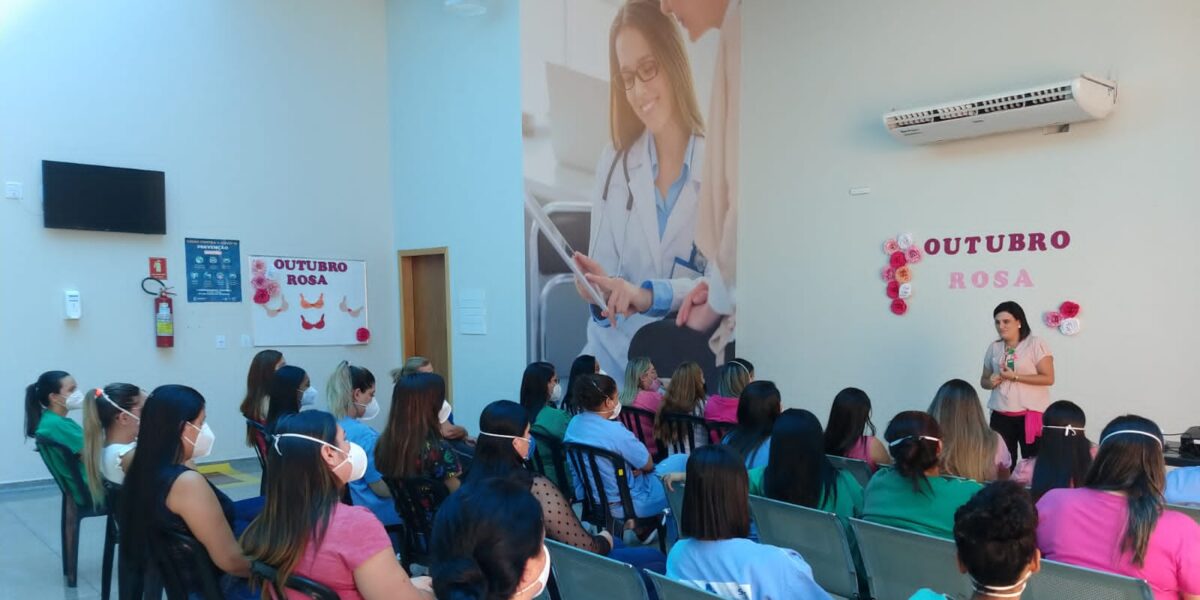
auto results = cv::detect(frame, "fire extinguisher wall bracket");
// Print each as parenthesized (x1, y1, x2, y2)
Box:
(142, 277, 176, 348)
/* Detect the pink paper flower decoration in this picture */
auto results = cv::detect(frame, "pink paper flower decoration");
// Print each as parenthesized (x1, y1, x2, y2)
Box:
(894, 266, 913, 284)
(266, 280, 281, 298)
(251, 274, 268, 290)
(1059, 301, 1080, 318)
(253, 288, 270, 305)
(905, 247, 922, 264)
(890, 298, 908, 316)
(1044, 311, 1063, 328)
(251, 259, 267, 274)
(356, 327, 371, 343)
(889, 251, 907, 268)
(884, 239, 901, 254)
(881, 266, 896, 281)
(886, 281, 900, 299)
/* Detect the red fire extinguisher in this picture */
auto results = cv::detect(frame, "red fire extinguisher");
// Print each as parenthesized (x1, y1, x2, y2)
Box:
(143, 278, 176, 348)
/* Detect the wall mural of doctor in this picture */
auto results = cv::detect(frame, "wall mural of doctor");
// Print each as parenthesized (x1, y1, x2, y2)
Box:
(523, 0, 737, 392)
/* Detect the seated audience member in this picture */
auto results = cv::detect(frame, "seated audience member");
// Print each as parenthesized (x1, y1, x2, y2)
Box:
(667, 445, 829, 600)
(863, 411, 983, 539)
(1167, 467, 1200, 506)
(1037, 415, 1200, 599)
(376, 373, 464, 493)
(465, 400, 665, 571)
(621, 357, 664, 455)
(264, 365, 311, 433)
(1011, 400, 1094, 500)
(564, 373, 667, 540)
(928, 379, 1011, 482)
(563, 354, 601, 414)
(750, 409, 863, 522)
(654, 361, 710, 453)
(722, 381, 781, 469)
(239, 349, 284, 456)
(26, 370, 91, 506)
(241, 412, 428, 600)
(910, 481, 1041, 600)
(430, 477, 551, 600)
(121, 385, 256, 597)
(392, 356, 471, 446)
(824, 386, 891, 471)
(704, 359, 752, 424)
(82, 384, 145, 505)
(326, 361, 400, 526)
(520, 361, 570, 487)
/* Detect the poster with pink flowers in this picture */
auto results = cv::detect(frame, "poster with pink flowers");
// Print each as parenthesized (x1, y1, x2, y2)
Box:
(247, 255, 369, 347)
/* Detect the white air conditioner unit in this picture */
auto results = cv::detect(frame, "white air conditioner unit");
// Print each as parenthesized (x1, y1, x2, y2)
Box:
(883, 75, 1117, 144)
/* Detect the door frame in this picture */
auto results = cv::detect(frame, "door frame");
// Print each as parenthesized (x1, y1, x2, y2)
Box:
(397, 246, 453, 402)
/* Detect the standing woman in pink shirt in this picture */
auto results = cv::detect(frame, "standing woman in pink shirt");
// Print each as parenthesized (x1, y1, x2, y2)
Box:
(980, 301, 1054, 465)
(1036, 415, 1200, 599)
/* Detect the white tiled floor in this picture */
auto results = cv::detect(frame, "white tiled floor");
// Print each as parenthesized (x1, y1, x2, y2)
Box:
(0, 459, 262, 600)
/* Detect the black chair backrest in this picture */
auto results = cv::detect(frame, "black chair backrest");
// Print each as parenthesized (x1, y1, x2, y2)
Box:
(251, 560, 341, 600)
(704, 420, 734, 445)
(384, 476, 450, 565)
(563, 442, 638, 531)
(246, 419, 269, 471)
(529, 430, 573, 500)
(619, 406, 666, 460)
(658, 413, 707, 455)
(154, 528, 224, 600)
(34, 436, 94, 508)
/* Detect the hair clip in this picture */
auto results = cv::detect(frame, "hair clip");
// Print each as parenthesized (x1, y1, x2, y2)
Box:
(300, 293, 325, 309)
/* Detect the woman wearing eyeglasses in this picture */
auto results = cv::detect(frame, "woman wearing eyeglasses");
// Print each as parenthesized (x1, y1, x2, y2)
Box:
(570, 0, 706, 380)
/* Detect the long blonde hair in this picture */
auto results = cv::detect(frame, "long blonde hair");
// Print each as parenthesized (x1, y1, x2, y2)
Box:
(325, 361, 376, 420)
(82, 383, 141, 508)
(655, 362, 707, 443)
(608, 0, 705, 152)
(620, 357, 654, 405)
(716, 361, 750, 398)
(928, 379, 1000, 482)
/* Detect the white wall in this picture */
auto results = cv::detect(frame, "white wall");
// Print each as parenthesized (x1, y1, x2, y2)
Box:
(387, 0, 527, 428)
(0, 0, 398, 483)
(738, 1, 1200, 438)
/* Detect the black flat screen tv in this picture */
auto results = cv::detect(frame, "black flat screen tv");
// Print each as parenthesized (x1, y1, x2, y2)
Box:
(42, 160, 166, 234)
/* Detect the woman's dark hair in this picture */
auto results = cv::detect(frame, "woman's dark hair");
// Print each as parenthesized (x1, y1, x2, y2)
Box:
(265, 365, 307, 432)
(518, 362, 556, 424)
(25, 370, 71, 438)
(680, 445, 751, 540)
(885, 411, 943, 494)
(764, 409, 839, 509)
(1030, 400, 1092, 501)
(824, 387, 876, 456)
(431, 477, 545, 600)
(120, 384, 205, 567)
(573, 373, 617, 412)
(83, 383, 142, 507)
(1085, 415, 1165, 567)
(993, 301, 1032, 341)
(240, 350, 283, 444)
(464, 401, 533, 488)
(724, 381, 781, 466)
(242, 411, 343, 596)
(565, 355, 599, 413)
(376, 373, 446, 479)
(953, 481, 1039, 588)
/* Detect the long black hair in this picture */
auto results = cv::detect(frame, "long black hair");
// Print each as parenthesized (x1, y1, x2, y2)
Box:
(1085, 415, 1165, 567)
(824, 387, 875, 456)
(265, 365, 307, 432)
(120, 384, 206, 567)
(518, 362, 556, 424)
(24, 370, 71, 438)
(464, 400, 533, 488)
(885, 411, 943, 494)
(431, 477, 545, 600)
(681, 445, 751, 540)
(1030, 400, 1092, 501)
(993, 301, 1031, 341)
(764, 409, 839, 509)
(564, 355, 598, 414)
(724, 381, 780, 465)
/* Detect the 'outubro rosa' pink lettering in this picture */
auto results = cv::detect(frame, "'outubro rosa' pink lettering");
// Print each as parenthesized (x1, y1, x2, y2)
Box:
(949, 269, 1035, 290)
(924, 230, 1070, 256)
(272, 259, 350, 272)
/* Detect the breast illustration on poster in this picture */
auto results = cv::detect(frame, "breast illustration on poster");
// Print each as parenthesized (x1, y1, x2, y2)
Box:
(248, 255, 369, 346)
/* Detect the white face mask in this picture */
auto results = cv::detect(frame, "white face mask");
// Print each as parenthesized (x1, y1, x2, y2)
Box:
(549, 383, 563, 406)
(605, 400, 622, 421)
(300, 387, 318, 407)
(479, 431, 534, 460)
(438, 400, 453, 424)
(63, 389, 85, 411)
(274, 433, 367, 483)
(598, 369, 608, 377)
(970, 570, 1032, 598)
(185, 422, 215, 460)
(354, 396, 380, 421)
(516, 544, 551, 597)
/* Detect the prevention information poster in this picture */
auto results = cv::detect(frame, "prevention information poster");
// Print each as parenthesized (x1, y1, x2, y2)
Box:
(248, 255, 369, 346)
(184, 238, 242, 303)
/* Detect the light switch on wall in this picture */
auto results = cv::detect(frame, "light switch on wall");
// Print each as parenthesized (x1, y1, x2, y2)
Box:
(215, 335, 227, 349)
(4, 182, 22, 200)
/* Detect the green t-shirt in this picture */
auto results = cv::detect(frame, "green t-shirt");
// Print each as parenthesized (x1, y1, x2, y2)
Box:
(35, 410, 91, 506)
(531, 407, 572, 490)
(861, 467, 982, 539)
(747, 467, 864, 521)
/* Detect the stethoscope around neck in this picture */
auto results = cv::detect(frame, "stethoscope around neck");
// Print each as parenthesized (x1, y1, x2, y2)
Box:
(594, 147, 635, 279)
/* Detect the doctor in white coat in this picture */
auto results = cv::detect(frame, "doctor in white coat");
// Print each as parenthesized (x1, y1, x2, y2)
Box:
(571, 1, 707, 378)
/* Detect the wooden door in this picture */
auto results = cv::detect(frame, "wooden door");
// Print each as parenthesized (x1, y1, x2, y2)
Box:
(398, 248, 452, 400)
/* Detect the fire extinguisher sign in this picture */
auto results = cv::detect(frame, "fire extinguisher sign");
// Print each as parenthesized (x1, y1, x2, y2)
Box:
(184, 238, 242, 303)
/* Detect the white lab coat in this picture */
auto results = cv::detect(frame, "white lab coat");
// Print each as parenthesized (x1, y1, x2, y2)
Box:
(581, 130, 705, 377)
